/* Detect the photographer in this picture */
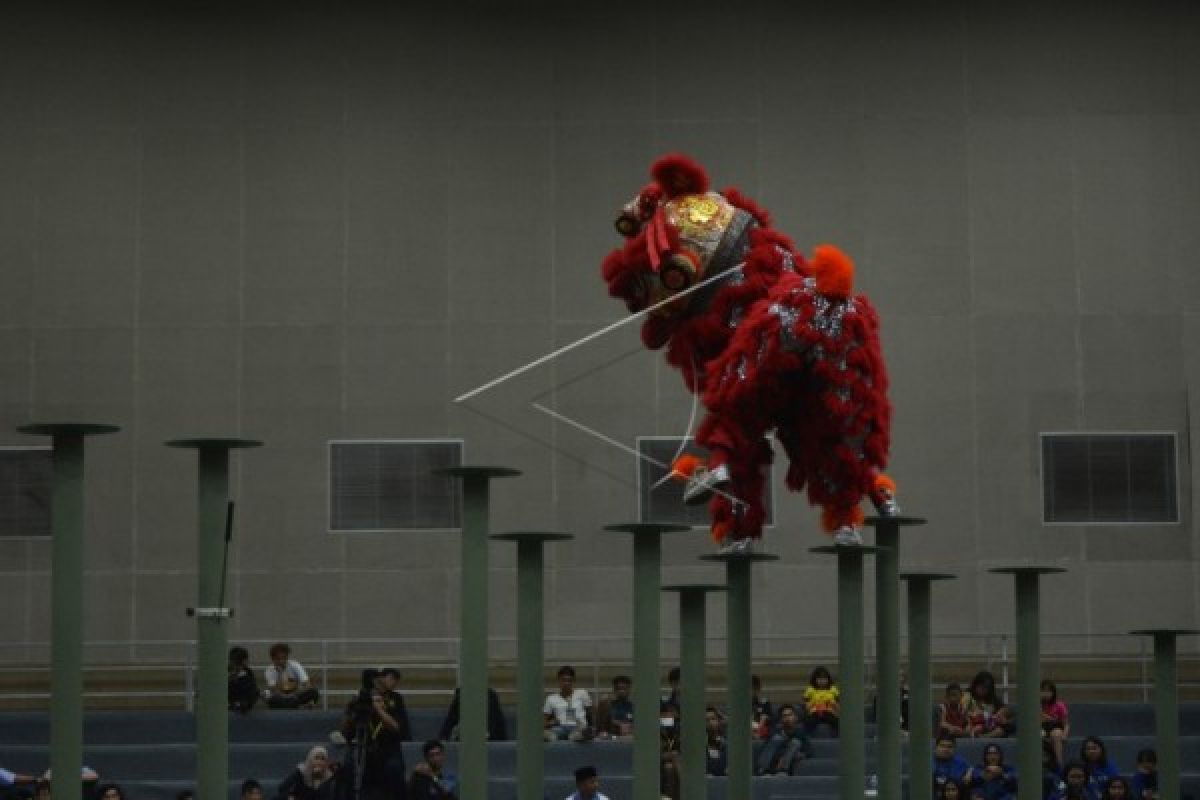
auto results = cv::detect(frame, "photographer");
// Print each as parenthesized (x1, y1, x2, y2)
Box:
(339, 673, 407, 800)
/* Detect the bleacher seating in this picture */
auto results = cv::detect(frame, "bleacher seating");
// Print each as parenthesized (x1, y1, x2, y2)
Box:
(1, 705, 1199, 800)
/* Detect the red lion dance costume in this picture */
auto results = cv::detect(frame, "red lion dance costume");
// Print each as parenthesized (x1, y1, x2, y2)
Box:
(601, 154, 898, 551)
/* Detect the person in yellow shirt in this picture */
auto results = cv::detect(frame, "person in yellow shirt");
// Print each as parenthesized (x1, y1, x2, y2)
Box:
(802, 666, 840, 736)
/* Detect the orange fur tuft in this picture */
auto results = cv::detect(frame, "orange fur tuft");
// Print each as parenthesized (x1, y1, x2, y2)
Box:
(669, 453, 703, 482)
(873, 473, 897, 495)
(811, 244, 855, 299)
(711, 519, 733, 544)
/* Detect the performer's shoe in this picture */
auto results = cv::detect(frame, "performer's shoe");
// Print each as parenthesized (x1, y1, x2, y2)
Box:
(717, 536, 754, 555)
(683, 463, 730, 506)
(833, 526, 863, 546)
(873, 495, 901, 517)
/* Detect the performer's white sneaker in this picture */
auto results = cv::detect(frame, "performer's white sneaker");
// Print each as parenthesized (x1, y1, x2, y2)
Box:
(833, 526, 863, 546)
(874, 495, 901, 516)
(683, 463, 730, 506)
(717, 536, 754, 555)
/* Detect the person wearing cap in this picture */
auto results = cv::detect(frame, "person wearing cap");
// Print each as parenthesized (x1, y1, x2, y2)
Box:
(565, 766, 609, 800)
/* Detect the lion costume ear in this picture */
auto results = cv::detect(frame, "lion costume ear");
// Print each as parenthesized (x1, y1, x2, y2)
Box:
(651, 153, 709, 198)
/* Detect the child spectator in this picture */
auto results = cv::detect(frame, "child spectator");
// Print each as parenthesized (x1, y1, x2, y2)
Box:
(971, 743, 1017, 800)
(263, 643, 320, 709)
(802, 666, 840, 736)
(704, 707, 728, 777)
(1079, 737, 1119, 797)
(277, 746, 338, 800)
(964, 671, 1012, 738)
(228, 646, 258, 713)
(567, 766, 610, 800)
(438, 687, 507, 741)
(408, 740, 457, 799)
(543, 665, 593, 741)
(1055, 762, 1096, 800)
(938, 778, 966, 800)
(937, 683, 969, 739)
(755, 704, 813, 776)
(97, 785, 128, 800)
(1130, 749, 1157, 800)
(595, 675, 634, 738)
(751, 674, 773, 740)
(1102, 777, 1133, 800)
(933, 734, 974, 787)
(240, 781, 264, 800)
(1040, 679, 1069, 768)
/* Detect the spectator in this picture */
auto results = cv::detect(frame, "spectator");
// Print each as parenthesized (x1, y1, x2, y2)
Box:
(933, 734, 974, 787)
(1102, 777, 1132, 800)
(229, 646, 259, 713)
(871, 670, 911, 732)
(964, 671, 1011, 738)
(595, 675, 634, 738)
(1130, 749, 1157, 800)
(659, 704, 680, 755)
(751, 674, 773, 740)
(938, 683, 969, 740)
(543, 665, 593, 742)
(971, 742, 1017, 800)
(1079, 737, 1119, 797)
(1040, 680, 1069, 768)
(377, 668, 413, 741)
(408, 740, 457, 799)
(566, 766, 610, 800)
(263, 643, 320, 709)
(661, 667, 681, 713)
(438, 687, 507, 741)
(660, 754, 680, 800)
(938, 778, 966, 800)
(277, 746, 339, 800)
(802, 665, 840, 736)
(241, 781, 264, 800)
(755, 704, 812, 776)
(0, 768, 35, 793)
(1055, 762, 1096, 800)
(704, 707, 727, 777)
(340, 687, 407, 800)
(35, 781, 52, 800)
(1043, 739, 1065, 800)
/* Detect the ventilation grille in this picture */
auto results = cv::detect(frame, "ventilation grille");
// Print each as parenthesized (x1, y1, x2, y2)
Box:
(0, 447, 52, 538)
(1041, 433, 1179, 524)
(329, 440, 463, 532)
(637, 437, 774, 527)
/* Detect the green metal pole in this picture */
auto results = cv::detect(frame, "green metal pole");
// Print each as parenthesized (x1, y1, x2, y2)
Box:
(20, 423, 119, 800)
(439, 466, 519, 800)
(665, 585, 725, 800)
(901, 572, 954, 800)
(990, 566, 1063, 800)
(1130, 630, 1196, 800)
(167, 438, 261, 800)
(874, 523, 900, 798)
(492, 532, 573, 800)
(605, 523, 689, 800)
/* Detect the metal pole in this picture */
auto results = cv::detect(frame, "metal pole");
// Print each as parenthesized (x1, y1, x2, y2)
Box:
(439, 466, 519, 800)
(990, 566, 1063, 800)
(605, 523, 690, 800)
(167, 438, 261, 800)
(1130, 629, 1196, 800)
(665, 585, 725, 800)
(20, 423, 119, 800)
(901, 573, 955, 800)
(492, 532, 573, 800)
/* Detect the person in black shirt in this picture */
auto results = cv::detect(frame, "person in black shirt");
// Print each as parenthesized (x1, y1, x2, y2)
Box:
(438, 687, 507, 741)
(228, 646, 258, 713)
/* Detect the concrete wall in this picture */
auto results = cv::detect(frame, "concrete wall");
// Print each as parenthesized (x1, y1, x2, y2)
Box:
(0, 1, 1197, 664)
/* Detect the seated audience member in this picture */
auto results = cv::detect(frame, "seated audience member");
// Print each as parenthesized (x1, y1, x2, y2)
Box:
(938, 778, 966, 800)
(661, 667, 681, 713)
(1102, 777, 1133, 800)
(659, 704, 680, 755)
(755, 704, 812, 776)
(277, 746, 338, 800)
(229, 646, 259, 712)
(1079, 737, 1119, 797)
(933, 734, 974, 787)
(802, 665, 840, 736)
(0, 767, 36, 794)
(964, 670, 1012, 738)
(704, 707, 728, 777)
(1040, 679, 1069, 768)
(938, 683, 969, 739)
(263, 643, 320, 709)
(241, 781, 265, 800)
(97, 786, 127, 800)
(543, 665, 593, 742)
(751, 674, 773, 740)
(660, 753, 680, 800)
(1130, 749, 1157, 800)
(567, 766, 610, 800)
(595, 675, 634, 738)
(1055, 763, 1097, 800)
(408, 740, 457, 799)
(377, 668, 412, 741)
(1043, 739, 1065, 800)
(438, 687, 507, 741)
(971, 743, 1017, 800)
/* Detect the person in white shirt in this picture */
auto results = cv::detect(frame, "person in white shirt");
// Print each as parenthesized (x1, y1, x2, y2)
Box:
(543, 665, 593, 741)
(564, 766, 609, 800)
(262, 642, 320, 709)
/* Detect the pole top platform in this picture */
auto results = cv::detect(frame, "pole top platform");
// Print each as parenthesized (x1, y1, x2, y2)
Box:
(900, 571, 957, 582)
(165, 437, 263, 449)
(603, 522, 692, 536)
(18, 422, 120, 437)
(987, 565, 1067, 576)
(699, 551, 780, 564)
(435, 465, 522, 479)
(491, 531, 574, 543)
(662, 583, 727, 593)
(810, 544, 880, 556)
(1129, 628, 1200, 637)
(865, 515, 927, 527)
